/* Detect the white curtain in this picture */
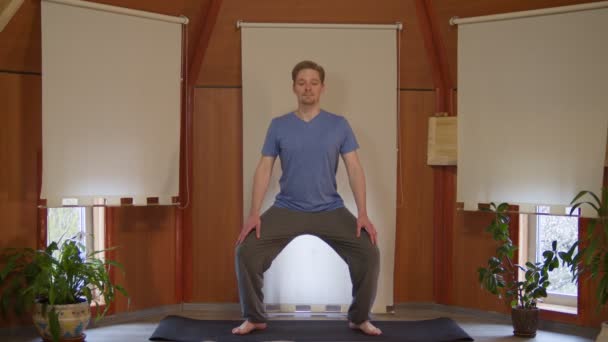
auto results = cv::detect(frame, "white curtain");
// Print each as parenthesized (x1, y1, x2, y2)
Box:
(456, 6, 608, 217)
(241, 23, 398, 313)
(41, 0, 184, 207)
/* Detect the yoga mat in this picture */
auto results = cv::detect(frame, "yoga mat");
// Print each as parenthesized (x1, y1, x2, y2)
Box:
(149, 316, 474, 342)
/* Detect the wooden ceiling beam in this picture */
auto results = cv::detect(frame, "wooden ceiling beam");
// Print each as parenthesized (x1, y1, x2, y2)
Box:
(178, 0, 223, 303)
(415, 0, 453, 112)
(414, 0, 455, 307)
(188, 0, 223, 86)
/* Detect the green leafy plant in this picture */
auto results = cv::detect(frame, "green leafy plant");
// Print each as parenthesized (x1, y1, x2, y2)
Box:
(478, 202, 565, 309)
(0, 239, 128, 341)
(566, 188, 608, 307)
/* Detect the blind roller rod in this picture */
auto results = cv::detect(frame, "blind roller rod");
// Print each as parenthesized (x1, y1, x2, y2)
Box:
(236, 21, 403, 30)
(44, 0, 189, 24)
(451, 1, 608, 25)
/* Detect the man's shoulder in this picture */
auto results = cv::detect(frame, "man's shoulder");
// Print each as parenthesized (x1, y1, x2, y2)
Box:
(277, 112, 295, 120)
(320, 110, 351, 127)
(320, 110, 348, 123)
(270, 112, 294, 124)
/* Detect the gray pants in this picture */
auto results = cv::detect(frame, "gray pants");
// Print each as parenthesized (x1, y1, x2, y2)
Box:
(235, 206, 380, 324)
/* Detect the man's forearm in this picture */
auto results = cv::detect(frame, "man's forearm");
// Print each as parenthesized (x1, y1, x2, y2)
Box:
(249, 163, 272, 216)
(348, 165, 368, 217)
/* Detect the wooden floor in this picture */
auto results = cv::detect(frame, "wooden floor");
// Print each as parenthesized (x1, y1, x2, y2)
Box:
(0, 303, 599, 341)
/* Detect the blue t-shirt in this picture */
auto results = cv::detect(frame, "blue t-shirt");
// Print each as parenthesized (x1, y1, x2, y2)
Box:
(261, 110, 359, 212)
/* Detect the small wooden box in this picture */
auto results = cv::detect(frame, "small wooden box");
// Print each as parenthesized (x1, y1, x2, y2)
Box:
(427, 116, 457, 166)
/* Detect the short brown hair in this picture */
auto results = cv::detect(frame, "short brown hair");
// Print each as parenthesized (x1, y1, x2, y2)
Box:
(291, 60, 325, 83)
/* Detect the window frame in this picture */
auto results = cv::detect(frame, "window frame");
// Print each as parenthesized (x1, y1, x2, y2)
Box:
(523, 207, 578, 309)
(46, 204, 107, 305)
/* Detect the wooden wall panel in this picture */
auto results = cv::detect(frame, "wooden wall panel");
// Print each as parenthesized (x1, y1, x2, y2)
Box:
(190, 88, 241, 302)
(432, 0, 601, 88)
(0, 0, 41, 73)
(197, 0, 433, 89)
(0, 73, 40, 326)
(578, 223, 608, 327)
(451, 210, 509, 313)
(110, 206, 177, 312)
(394, 91, 436, 302)
(0, 73, 40, 249)
(579, 167, 608, 327)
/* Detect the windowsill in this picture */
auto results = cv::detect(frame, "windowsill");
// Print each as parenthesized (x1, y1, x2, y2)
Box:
(538, 302, 577, 315)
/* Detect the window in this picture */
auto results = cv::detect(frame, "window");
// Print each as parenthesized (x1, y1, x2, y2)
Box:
(47, 204, 106, 304)
(47, 204, 105, 259)
(48, 207, 88, 252)
(522, 206, 579, 309)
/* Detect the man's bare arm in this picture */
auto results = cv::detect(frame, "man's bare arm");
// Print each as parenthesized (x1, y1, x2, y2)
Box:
(342, 151, 377, 245)
(236, 156, 276, 245)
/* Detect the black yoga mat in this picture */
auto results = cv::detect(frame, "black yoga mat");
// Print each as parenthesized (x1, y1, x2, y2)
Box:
(149, 316, 474, 342)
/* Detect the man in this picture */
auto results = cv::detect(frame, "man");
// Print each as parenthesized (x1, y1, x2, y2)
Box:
(233, 60, 381, 336)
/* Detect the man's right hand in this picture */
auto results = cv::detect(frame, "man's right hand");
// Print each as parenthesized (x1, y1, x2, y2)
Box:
(236, 215, 261, 245)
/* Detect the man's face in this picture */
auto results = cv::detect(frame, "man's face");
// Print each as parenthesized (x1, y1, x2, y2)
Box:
(293, 69, 324, 106)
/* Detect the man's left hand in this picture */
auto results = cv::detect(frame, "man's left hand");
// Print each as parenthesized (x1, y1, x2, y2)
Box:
(356, 215, 378, 245)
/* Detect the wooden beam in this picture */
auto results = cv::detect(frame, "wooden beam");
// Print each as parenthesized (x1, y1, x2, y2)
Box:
(175, 205, 184, 303)
(188, 0, 223, 85)
(0, 0, 24, 32)
(415, 0, 453, 110)
(179, 0, 223, 303)
(37, 149, 46, 250)
(415, 0, 455, 305)
(105, 207, 116, 315)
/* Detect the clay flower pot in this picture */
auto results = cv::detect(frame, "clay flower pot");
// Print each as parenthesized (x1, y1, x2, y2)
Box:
(32, 301, 90, 342)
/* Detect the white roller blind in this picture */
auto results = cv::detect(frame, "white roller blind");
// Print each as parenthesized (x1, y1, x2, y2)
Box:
(241, 24, 398, 313)
(457, 6, 608, 217)
(41, 0, 184, 207)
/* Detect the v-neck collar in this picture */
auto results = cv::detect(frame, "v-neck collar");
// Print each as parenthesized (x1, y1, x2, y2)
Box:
(292, 110, 324, 124)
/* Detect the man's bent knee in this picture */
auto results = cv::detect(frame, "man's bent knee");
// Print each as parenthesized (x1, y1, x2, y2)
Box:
(362, 244, 380, 264)
(235, 242, 255, 263)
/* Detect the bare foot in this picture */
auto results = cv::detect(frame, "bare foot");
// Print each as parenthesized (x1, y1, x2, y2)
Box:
(231, 320, 267, 335)
(349, 320, 382, 336)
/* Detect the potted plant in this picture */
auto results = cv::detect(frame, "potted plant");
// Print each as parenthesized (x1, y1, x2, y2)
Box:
(567, 188, 608, 341)
(0, 239, 128, 342)
(477, 202, 566, 337)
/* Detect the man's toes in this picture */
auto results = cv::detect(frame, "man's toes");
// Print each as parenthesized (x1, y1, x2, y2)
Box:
(232, 321, 267, 335)
(364, 323, 382, 335)
(232, 327, 245, 335)
(370, 326, 382, 335)
(351, 321, 382, 336)
(232, 322, 252, 335)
